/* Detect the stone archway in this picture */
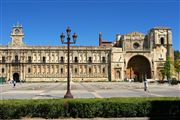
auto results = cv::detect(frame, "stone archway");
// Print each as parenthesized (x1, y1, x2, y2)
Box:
(127, 55, 151, 82)
(13, 73, 20, 82)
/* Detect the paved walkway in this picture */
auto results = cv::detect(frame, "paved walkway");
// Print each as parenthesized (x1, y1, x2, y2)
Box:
(0, 82, 180, 99)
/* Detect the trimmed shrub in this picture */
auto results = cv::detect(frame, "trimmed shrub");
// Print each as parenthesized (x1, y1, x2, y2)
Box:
(0, 97, 180, 119)
(171, 78, 179, 85)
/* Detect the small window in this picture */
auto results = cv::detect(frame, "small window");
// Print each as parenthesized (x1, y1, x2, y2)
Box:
(2, 68, 4, 73)
(60, 57, 64, 63)
(43, 57, 46, 63)
(15, 55, 18, 61)
(28, 56, 32, 63)
(102, 57, 106, 63)
(75, 68, 77, 74)
(61, 68, 63, 74)
(88, 57, 92, 63)
(2, 56, 5, 63)
(160, 37, 164, 45)
(28, 68, 31, 73)
(89, 68, 91, 74)
(75, 57, 78, 63)
(103, 67, 105, 73)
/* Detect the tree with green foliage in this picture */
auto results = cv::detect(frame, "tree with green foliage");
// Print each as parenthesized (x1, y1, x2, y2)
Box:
(174, 59, 180, 80)
(174, 50, 180, 80)
(164, 57, 173, 83)
(174, 50, 180, 61)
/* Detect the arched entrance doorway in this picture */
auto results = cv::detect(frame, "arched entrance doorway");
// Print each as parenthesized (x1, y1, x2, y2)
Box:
(13, 73, 20, 82)
(127, 55, 151, 82)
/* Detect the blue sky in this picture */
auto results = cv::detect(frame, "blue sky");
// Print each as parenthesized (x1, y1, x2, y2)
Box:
(0, 0, 179, 50)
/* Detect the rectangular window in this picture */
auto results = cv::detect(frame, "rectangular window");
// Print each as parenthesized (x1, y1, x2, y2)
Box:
(61, 68, 63, 74)
(15, 55, 18, 61)
(75, 57, 78, 63)
(43, 57, 46, 63)
(2, 56, 5, 63)
(2, 68, 4, 73)
(15, 55, 19, 63)
(88, 57, 92, 63)
(75, 68, 77, 74)
(60, 57, 64, 63)
(103, 67, 105, 73)
(28, 68, 31, 73)
(28, 56, 32, 63)
(89, 68, 91, 74)
(102, 57, 106, 63)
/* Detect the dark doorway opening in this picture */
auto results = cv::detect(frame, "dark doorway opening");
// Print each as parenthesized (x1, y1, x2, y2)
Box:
(13, 73, 20, 82)
(127, 55, 151, 82)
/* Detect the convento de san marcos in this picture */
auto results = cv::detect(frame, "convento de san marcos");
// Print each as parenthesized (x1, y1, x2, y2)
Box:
(0, 23, 174, 82)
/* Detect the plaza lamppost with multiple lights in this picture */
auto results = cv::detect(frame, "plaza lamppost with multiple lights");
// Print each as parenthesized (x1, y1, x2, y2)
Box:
(60, 27, 77, 98)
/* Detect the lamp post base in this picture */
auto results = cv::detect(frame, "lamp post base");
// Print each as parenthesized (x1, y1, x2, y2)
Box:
(64, 90, 73, 98)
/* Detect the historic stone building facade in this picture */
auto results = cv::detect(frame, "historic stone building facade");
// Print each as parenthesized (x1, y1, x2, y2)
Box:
(0, 24, 174, 82)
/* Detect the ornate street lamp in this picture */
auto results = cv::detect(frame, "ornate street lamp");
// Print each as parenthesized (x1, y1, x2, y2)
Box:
(60, 27, 77, 98)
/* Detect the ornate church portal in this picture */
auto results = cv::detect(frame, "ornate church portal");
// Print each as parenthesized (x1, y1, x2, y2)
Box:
(127, 55, 151, 82)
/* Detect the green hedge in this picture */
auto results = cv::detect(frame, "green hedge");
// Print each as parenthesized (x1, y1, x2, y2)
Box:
(0, 97, 180, 119)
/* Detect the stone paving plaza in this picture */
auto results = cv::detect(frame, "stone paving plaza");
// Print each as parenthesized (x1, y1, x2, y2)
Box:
(0, 82, 180, 99)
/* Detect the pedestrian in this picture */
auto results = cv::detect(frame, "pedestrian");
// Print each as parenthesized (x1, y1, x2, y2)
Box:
(144, 79, 148, 92)
(13, 80, 16, 88)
